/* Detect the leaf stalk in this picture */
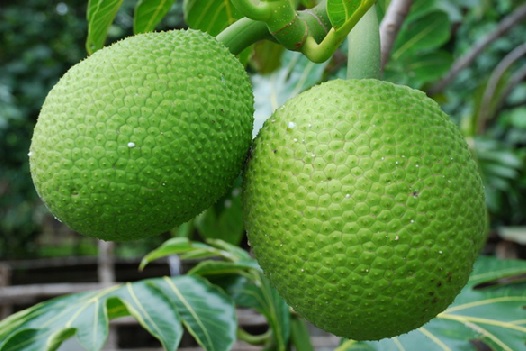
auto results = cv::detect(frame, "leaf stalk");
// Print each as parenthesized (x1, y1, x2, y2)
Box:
(347, 4, 380, 79)
(236, 328, 272, 345)
(216, 17, 271, 55)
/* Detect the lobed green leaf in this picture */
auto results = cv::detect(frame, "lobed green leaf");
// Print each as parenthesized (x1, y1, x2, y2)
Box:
(153, 276, 237, 351)
(134, 0, 175, 34)
(0, 276, 236, 351)
(184, 0, 241, 36)
(112, 282, 182, 350)
(340, 256, 526, 351)
(327, 0, 361, 29)
(86, 0, 124, 54)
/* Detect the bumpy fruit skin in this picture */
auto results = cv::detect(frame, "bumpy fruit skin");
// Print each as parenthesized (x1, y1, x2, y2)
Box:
(29, 29, 253, 241)
(243, 79, 487, 340)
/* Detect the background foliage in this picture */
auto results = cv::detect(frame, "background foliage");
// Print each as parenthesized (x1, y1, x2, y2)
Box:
(0, 0, 185, 258)
(1, 0, 525, 349)
(2, 0, 526, 258)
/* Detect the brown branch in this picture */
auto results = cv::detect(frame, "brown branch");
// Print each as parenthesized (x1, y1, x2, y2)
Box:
(379, 0, 413, 71)
(484, 65, 526, 134)
(98, 240, 116, 286)
(478, 42, 526, 133)
(494, 63, 526, 116)
(428, 3, 526, 95)
(0, 282, 113, 304)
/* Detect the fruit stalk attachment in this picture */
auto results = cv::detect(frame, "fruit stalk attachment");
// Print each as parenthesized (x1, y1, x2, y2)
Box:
(223, 0, 376, 63)
(236, 328, 272, 346)
(217, 1, 330, 57)
(230, 0, 309, 51)
(217, 17, 271, 55)
(347, 4, 380, 79)
(301, 0, 377, 63)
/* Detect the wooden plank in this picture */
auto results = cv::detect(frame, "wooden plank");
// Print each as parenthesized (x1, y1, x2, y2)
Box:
(2, 256, 169, 271)
(0, 282, 112, 304)
(0, 263, 11, 318)
(98, 240, 116, 285)
(102, 343, 263, 351)
(108, 309, 267, 327)
(0, 283, 267, 328)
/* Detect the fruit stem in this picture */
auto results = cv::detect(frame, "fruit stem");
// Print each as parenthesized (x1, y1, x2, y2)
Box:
(236, 327, 272, 346)
(231, 0, 311, 51)
(346, 4, 381, 80)
(289, 315, 315, 351)
(300, 0, 377, 64)
(217, 17, 272, 55)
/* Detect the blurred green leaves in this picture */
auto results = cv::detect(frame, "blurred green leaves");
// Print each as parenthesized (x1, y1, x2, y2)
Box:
(184, 0, 241, 36)
(327, 0, 365, 29)
(339, 255, 526, 351)
(86, 0, 124, 53)
(195, 179, 245, 246)
(383, 0, 453, 89)
(134, 0, 175, 34)
(0, 0, 88, 258)
(2, 241, 525, 351)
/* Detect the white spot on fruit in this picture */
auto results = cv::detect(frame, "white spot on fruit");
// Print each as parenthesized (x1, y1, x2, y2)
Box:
(127, 142, 135, 148)
(288, 121, 296, 129)
(395, 235, 399, 240)
(27, 151, 32, 156)
(345, 194, 351, 199)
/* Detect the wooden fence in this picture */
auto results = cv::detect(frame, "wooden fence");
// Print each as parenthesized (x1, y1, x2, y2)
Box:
(0, 241, 338, 351)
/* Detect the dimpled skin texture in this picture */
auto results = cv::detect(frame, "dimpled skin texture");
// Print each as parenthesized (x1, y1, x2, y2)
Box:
(29, 29, 253, 241)
(243, 79, 487, 340)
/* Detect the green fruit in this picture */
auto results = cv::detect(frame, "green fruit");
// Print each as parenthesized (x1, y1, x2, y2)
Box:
(243, 79, 487, 340)
(29, 29, 253, 241)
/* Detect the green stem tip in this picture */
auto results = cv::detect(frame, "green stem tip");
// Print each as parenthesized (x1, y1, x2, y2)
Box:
(216, 18, 271, 55)
(347, 4, 381, 80)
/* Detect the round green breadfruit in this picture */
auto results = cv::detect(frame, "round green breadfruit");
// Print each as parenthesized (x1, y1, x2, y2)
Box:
(29, 29, 253, 241)
(243, 79, 487, 340)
